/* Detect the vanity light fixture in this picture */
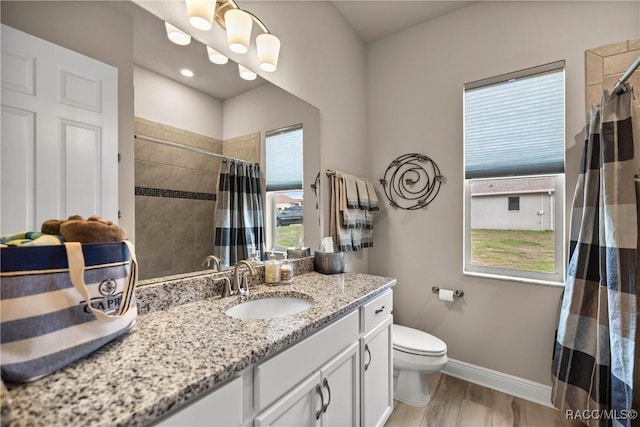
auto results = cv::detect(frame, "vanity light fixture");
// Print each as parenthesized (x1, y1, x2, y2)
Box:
(185, 0, 281, 73)
(238, 64, 257, 81)
(207, 46, 229, 65)
(165, 22, 191, 46)
(180, 68, 195, 77)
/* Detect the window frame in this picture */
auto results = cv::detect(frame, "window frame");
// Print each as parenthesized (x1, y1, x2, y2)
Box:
(462, 63, 566, 286)
(508, 196, 520, 211)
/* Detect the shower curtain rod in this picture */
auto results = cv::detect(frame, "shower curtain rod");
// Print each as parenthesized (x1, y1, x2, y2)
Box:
(613, 54, 640, 95)
(134, 134, 256, 165)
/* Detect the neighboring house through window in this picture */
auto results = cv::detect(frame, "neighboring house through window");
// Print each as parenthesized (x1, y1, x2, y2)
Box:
(463, 62, 565, 284)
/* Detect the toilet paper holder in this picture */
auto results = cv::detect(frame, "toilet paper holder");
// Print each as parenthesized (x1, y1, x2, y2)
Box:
(432, 287, 464, 298)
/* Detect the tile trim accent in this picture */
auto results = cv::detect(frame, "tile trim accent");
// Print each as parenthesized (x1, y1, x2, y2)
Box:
(135, 186, 216, 201)
(442, 358, 553, 408)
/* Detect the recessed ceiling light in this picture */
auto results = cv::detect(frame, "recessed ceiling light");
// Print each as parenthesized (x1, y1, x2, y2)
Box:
(180, 68, 194, 77)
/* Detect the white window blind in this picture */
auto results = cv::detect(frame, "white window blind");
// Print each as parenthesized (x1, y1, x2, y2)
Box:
(464, 63, 565, 179)
(266, 125, 303, 191)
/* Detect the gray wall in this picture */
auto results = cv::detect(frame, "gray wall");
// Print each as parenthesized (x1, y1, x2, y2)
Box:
(366, 1, 639, 385)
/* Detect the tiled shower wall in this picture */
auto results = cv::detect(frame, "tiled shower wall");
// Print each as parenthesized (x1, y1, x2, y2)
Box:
(586, 38, 640, 111)
(134, 117, 223, 280)
(223, 132, 260, 164)
(134, 118, 261, 280)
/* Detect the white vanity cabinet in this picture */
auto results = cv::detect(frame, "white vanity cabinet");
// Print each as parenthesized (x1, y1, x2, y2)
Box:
(360, 290, 393, 427)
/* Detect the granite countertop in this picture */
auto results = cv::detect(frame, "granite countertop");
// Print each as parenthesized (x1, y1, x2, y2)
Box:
(3, 271, 395, 427)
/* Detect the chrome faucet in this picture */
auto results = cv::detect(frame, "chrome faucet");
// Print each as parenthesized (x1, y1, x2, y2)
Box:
(202, 255, 221, 271)
(233, 260, 257, 296)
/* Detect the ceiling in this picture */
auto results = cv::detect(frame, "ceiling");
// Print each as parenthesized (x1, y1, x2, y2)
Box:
(333, 1, 475, 43)
(112, 1, 474, 101)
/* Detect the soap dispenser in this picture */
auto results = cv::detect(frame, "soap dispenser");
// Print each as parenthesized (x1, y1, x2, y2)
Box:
(248, 245, 262, 266)
(265, 251, 280, 284)
(280, 254, 293, 284)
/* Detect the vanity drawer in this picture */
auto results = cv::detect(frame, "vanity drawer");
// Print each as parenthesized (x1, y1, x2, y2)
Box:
(253, 309, 359, 412)
(362, 289, 393, 333)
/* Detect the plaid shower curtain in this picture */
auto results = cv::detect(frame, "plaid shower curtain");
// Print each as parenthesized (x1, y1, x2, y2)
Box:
(213, 160, 265, 268)
(551, 86, 639, 427)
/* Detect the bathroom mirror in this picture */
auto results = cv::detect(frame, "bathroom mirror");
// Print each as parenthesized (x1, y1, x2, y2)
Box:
(114, 2, 321, 281)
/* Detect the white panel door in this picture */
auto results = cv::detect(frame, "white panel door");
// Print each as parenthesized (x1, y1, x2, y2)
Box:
(0, 24, 118, 233)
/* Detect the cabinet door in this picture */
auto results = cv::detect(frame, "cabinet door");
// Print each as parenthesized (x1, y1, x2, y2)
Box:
(255, 372, 322, 427)
(320, 342, 359, 427)
(361, 316, 393, 427)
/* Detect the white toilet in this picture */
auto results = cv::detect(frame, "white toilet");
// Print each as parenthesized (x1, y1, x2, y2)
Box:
(392, 324, 448, 407)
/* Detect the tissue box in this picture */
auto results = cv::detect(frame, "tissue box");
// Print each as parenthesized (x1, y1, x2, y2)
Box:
(314, 251, 344, 275)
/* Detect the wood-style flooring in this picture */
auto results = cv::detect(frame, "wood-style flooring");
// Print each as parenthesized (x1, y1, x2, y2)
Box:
(384, 374, 585, 427)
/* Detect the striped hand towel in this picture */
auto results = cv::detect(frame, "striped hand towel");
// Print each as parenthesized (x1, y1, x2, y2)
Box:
(356, 179, 370, 210)
(331, 175, 353, 251)
(341, 176, 366, 228)
(365, 181, 380, 211)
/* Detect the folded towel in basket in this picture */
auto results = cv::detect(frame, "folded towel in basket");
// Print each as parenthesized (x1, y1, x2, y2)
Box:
(0, 232, 64, 247)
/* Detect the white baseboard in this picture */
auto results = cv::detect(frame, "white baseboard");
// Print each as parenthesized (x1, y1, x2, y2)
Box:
(442, 358, 553, 408)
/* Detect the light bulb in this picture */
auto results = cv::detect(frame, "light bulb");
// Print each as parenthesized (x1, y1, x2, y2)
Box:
(207, 46, 229, 65)
(165, 22, 191, 46)
(238, 64, 257, 81)
(257, 33, 281, 72)
(225, 9, 252, 54)
(186, 0, 214, 31)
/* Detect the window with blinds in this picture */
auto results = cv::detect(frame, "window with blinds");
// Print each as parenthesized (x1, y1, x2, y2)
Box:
(265, 125, 304, 250)
(266, 126, 303, 191)
(463, 62, 566, 285)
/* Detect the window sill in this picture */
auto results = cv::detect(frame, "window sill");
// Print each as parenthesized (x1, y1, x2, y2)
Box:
(463, 270, 565, 288)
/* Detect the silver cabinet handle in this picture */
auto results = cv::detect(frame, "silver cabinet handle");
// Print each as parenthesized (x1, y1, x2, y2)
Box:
(364, 344, 372, 371)
(321, 377, 331, 414)
(315, 384, 324, 420)
(374, 305, 385, 314)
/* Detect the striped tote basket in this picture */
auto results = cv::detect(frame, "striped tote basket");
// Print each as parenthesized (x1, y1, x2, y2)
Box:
(0, 241, 137, 382)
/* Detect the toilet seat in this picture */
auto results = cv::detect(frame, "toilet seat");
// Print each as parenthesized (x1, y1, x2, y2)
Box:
(393, 324, 447, 357)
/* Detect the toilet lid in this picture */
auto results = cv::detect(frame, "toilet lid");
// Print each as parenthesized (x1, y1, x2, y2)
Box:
(393, 324, 447, 357)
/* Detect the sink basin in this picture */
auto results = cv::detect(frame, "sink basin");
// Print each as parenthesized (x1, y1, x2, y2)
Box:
(224, 296, 314, 320)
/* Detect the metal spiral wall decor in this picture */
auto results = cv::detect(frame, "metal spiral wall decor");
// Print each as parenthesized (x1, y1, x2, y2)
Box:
(379, 153, 444, 210)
